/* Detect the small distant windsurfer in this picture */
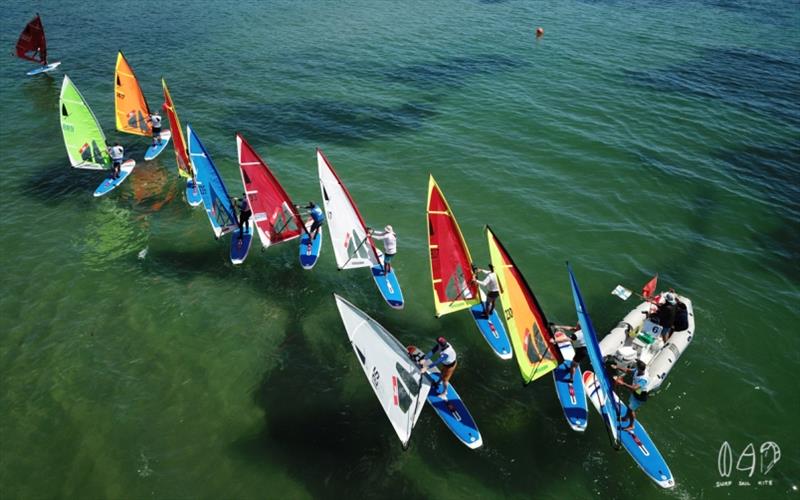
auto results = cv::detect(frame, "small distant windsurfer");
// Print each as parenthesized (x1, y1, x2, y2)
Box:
(108, 142, 124, 179)
(472, 264, 501, 318)
(421, 337, 458, 395)
(368, 225, 397, 273)
(149, 111, 162, 146)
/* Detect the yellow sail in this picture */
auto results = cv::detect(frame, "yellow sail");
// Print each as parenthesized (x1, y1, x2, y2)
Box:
(486, 226, 559, 383)
(114, 51, 152, 136)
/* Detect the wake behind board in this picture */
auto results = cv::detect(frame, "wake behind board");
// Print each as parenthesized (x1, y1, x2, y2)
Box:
(552, 334, 588, 432)
(583, 371, 675, 489)
(230, 221, 253, 265)
(299, 222, 323, 269)
(27, 61, 61, 76)
(185, 178, 203, 207)
(371, 254, 404, 309)
(470, 290, 512, 359)
(409, 346, 482, 449)
(93, 160, 135, 197)
(144, 130, 172, 161)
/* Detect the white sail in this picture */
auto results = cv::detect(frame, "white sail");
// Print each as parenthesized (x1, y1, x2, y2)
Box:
(317, 149, 381, 270)
(334, 294, 430, 446)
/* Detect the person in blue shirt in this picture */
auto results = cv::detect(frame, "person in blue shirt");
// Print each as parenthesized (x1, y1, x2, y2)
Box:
(421, 337, 457, 395)
(614, 360, 649, 431)
(302, 201, 325, 240)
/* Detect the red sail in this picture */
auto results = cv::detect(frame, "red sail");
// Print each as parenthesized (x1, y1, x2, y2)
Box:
(15, 15, 47, 64)
(236, 134, 303, 247)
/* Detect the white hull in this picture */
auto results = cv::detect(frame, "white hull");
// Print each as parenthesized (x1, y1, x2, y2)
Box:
(599, 293, 694, 392)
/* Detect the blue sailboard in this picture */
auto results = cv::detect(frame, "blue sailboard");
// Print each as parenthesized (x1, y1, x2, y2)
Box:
(185, 178, 203, 207)
(230, 221, 253, 265)
(469, 291, 512, 359)
(372, 254, 404, 309)
(93, 160, 135, 197)
(552, 334, 588, 432)
(299, 222, 323, 269)
(144, 129, 172, 161)
(409, 346, 482, 449)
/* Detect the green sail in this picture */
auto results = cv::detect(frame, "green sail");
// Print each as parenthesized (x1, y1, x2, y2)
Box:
(59, 75, 110, 170)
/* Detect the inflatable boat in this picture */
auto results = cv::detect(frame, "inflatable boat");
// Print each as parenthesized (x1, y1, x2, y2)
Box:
(599, 293, 694, 392)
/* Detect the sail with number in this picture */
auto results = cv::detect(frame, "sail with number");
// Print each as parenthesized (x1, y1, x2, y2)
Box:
(161, 78, 192, 179)
(567, 264, 620, 446)
(114, 51, 152, 137)
(236, 133, 304, 248)
(15, 14, 47, 64)
(486, 226, 561, 383)
(334, 294, 431, 447)
(187, 125, 238, 237)
(59, 75, 110, 171)
(317, 149, 381, 270)
(427, 175, 480, 317)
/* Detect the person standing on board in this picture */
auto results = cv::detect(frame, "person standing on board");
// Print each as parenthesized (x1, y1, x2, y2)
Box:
(301, 201, 325, 241)
(421, 337, 457, 395)
(149, 111, 163, 147)
(552, 323, 586, 381)
(107, 142, 124, 179)
(234, 194, 252, 239)
(472, 264, 502, 318)
(369, 225, 397, 274)
(614, 360, 649, 431)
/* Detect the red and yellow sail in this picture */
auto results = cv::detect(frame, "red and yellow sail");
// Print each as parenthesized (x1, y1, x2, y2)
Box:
(427, 175, 480, 317)
(161, 78, 192, 179)
(486, 226, 560, 383)
(114, 51, 152, 136)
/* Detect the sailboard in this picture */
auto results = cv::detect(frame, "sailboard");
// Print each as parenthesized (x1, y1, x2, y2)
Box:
(318, 149, 404, 308)
(161, 78, 201, 206)
(333, 294, 431, 448)
(427, 175, 511, 358)
(299, 219, 323, 270)
(567, 263, 620, 446)
(584, 371, 675, 488)
(187, 124, 238, 238)
(552, 333, 588, 432)
(230, 220, 253, 265)
(236, 133, 305, 253)
(16, 14, 60, 75)
(485, 226, 561, 384)
(93, 160, 136, 197)
(408, 345, 483, 449)
(114, 52, 170, 160)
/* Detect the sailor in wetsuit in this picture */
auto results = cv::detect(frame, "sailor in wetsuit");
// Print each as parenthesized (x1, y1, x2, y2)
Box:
(236, 194, 252, 239)
(421, 337, 457, 395)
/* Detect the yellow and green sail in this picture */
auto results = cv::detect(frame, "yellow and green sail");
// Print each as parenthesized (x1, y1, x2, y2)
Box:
(486, 226, 560, 383)
(59, 75, 110, 170)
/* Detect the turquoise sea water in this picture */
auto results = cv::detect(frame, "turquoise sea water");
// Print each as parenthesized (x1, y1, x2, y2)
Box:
(1, 0, 798, 498)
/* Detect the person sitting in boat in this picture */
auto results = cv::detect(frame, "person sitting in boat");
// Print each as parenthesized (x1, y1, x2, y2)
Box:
(234, 194, 252, 239)
(553, 323, 586, 380)
(368, 225, 397, 274)
(653, 290, 686, 341)
(614, 360, 649, 431)
(472, 264, 501, 319)
(300, 201, 325, 241)
(149, 111, 162, 146)
(107, 142, 124, 179)
(421, 337, 457, 395)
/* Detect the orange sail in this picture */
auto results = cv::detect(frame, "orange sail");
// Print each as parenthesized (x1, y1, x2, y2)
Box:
(114, 51, 152, 136)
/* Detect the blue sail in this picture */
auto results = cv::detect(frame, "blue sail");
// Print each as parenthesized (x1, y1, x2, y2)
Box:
(187, 124, 237, 238)
(567, 263, 620, 446)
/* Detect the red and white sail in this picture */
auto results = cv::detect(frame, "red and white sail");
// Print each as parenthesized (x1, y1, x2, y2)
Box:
(236, 134, 304, 248)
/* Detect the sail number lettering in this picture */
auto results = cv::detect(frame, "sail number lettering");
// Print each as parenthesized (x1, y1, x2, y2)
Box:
(504, 308, 513, 320)
(370, 366, 380, 388)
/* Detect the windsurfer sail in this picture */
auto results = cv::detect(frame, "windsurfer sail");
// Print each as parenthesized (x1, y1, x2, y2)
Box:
(59, 75, 111, 170)
(187, 125, 238, 238)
